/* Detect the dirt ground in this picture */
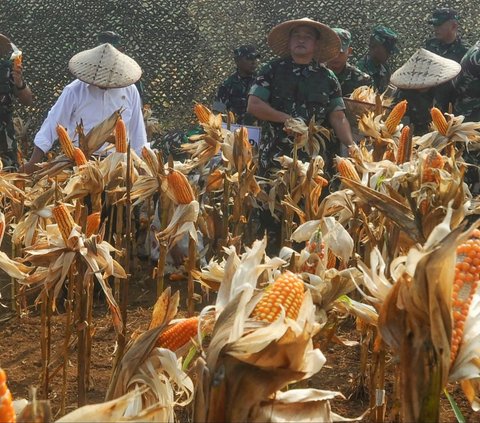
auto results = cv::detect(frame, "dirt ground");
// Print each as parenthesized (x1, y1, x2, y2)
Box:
(0, 258, 476, 422)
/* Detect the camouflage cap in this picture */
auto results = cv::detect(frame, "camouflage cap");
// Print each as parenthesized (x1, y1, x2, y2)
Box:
(332, 28, 351, 52)
(233, 44, 260, 59)
(370, 25, 399, 54)
(428, 8, 459, 26)
(97, 30, 122, 47)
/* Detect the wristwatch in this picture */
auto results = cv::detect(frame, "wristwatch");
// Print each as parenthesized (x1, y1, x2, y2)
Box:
(15, 81, 27, 90)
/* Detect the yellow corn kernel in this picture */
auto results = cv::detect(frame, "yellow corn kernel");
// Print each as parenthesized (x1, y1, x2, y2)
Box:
(421, 150, 444, 183)
(56, 124, 76, 160)
(251, 271, 305, 322)
(86, 212, 101, 237)
(384, 100, 407, 135)
(194, 104, 212, 124)
(167, 169, 195, 204)
(450, 229, 480, 364)
(53, 203, 76, 244)
(156, 316, 199, 351)
(431, 107, 449, 136)
(73, 147, 87, 166)
(336, 157, 361, 182)
(115, 117, 127, 153)
(396, 125, 412, 164)
(0, 368, 16, 423)
(142, 147, 159, 174)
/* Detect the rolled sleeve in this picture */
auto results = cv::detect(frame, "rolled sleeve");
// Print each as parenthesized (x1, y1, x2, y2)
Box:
(248, 62, 274, 102)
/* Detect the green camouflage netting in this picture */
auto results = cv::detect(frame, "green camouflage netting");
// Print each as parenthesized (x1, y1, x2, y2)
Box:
(0, 0, 477, 146)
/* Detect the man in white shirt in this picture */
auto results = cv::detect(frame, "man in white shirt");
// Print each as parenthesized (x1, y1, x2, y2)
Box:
(23, 43, 148, 173)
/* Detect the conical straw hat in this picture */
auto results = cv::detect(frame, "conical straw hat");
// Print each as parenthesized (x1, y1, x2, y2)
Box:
(391, 48, 461, 89)
(68, 43, 142, 89)
(267, 18, 341, 63)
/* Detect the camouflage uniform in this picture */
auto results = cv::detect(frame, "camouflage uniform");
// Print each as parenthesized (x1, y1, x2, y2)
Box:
(425, 8, 470, 111)
(213, 71, 257, 125)
(335, 63, 372, 96)
(452, 41, 480, 193)
(356, 26, 399, 93)
(249, 57, 345, 175)
(394, 89, 435, 135)
(0, 57, 17, 168)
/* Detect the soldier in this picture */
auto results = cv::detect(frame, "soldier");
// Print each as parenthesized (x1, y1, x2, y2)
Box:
(326, 28, 372, 96)
(356, 25, 399, 93)
(425, 8, 469, 111)
(451, 41, 480, 194)
(0, 34, 33, 169)
(425, 8, 469, 63)
(247, 17, 354, 176)
(212, 45, 260, 125)
(390, 49, 461, 136)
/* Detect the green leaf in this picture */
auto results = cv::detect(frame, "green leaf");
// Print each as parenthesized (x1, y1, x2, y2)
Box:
(444, 388, 466, 423)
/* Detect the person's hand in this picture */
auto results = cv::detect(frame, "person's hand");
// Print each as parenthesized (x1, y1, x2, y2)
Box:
(169, 243, 186, 267)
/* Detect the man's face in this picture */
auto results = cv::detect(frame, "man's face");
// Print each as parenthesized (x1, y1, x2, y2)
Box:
(433, 20, 457, 43)
(327, 47, 351, 72)
(236, 56, 258, 75)
(369, 40, 389, 64)
(289, 26, 319, 61)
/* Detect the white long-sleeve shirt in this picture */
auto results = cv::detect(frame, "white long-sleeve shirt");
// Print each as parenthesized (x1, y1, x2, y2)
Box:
(34, 79, 148, 155)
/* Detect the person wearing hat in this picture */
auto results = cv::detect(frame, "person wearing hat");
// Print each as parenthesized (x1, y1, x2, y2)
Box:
(22, 43, 148, 174)
(425, 8, 469, 64)
(96, 30, 145, 102)
(212, 44, 260, 125)
(326, 28, 372, 96)
(390, 48, 461, 135)
(247, 18, 354, 175)
(247, 18, 354, 254)
(0, 34, 33, 169)
(356, 25, 399, 93)
(451, 41, 480, 194)
(424, 8, 469, 112)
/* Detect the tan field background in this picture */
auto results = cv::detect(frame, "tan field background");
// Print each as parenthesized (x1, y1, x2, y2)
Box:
(1, 0, 477, 143)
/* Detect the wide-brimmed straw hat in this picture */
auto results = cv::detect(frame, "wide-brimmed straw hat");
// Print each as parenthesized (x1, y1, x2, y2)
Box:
(390, 48, 461, 90)
(68, 43, 142, 89)
(267, 18, 341, 63)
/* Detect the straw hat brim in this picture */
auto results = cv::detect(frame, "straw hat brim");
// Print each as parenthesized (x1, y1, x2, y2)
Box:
(267, 18, 341, 63)
(390, 48, 461, 89)
(68, 43, 142, 89)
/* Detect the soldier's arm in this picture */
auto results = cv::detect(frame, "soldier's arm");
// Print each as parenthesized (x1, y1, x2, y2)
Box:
(247, 95, 291, 123)
(12, 64, 33, 107)
(329, 110, 354, 148)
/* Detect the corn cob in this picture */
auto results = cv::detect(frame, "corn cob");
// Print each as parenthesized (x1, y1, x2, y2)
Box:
(115, 117, 127, 153)
(73, 147, 87, 166)
(450, 229, 480, 364)
(384, 100, 407, 135)
(142, 147, 159, 174)
(396, 125, 412, 164)
(0, 368, 16, 423)
(53, 203, 76, 244)
(327, 250, 337, 269)
(86, 212, 101, 237)
(167, 169, 195, 204)
(251, 271, 305, 322)
(156, 316, 199, 351)
(336, 157, 361, 182)
(56, 124, 76, 160)
(421, 150, 444, 183)
(194, 104, 211, 124)
(384, 147, 396, 162)
(431, 107, 449, 136)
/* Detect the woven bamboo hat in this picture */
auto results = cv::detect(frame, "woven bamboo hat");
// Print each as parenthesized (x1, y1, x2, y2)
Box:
(267, 18, 341, 63)
(390, 48, 461, 89)
(68, 43, 142, 89)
